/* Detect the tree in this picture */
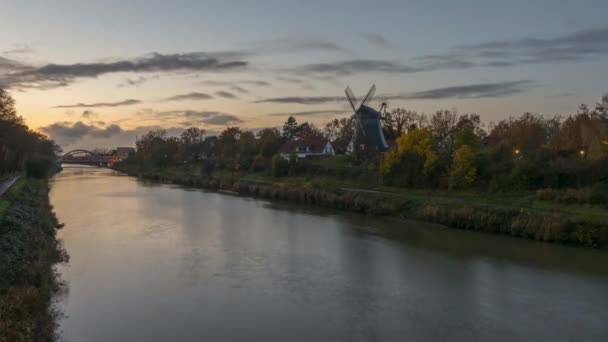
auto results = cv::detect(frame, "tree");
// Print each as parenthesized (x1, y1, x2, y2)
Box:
(449, 145, 477, 189)
(180, 127, 205, 162)
(238, 131, 257, 170)
(217, 127, 242, 169)
(256, 128, 282, 158)
(282, 116, 298, 140)
(295, 122, 323, 139)
(1, 88, 59, 174)
(382, 108, 422, 140)
(383, 128, 437, 186)
(271, 154, 288, 177)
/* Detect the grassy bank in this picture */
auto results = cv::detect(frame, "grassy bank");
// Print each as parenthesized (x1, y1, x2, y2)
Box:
(113, 162, 608, 248)
(0, 178, 67, 342)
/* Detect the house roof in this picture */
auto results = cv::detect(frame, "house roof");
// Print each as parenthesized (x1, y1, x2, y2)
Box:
(280, 138, 331, 154)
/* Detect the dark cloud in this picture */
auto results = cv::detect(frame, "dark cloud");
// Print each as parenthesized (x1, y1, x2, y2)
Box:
(364, 34, 393, 48)
(199, 79, 270, 87)
(40, 121, 189, 150)
(165, 92, 214, 101)
(118, 76, 147, 87)
(399, 80, 535, 100)
(256, 95, 343, 105)
(39, 121, 124, 145)
(215, 91, 237, 99)
(0, 52, 247, 89)
(81, 110, 99, 119)
(276, 77, 306, 84)
(249, 37, 346, 55)
(229, 85, 248, 94)
(454, 27, 608, 64)
(292, 59, 419, 76)
(268, 109, 349, 117)
(143, 109, 243, 126)
(54, 99, 141, 108)
(257, 80, 534, 104)
(288, 27, 608, 77)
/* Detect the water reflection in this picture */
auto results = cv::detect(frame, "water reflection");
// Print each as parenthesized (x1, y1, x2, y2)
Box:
(51, 167, 608, 342)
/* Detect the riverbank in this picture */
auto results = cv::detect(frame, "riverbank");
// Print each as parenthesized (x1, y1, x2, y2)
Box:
(0, 178, 67, 341)
(112, 163, 608, 248)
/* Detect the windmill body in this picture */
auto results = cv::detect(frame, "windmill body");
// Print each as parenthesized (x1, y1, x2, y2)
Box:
(345, 85, 389, 157)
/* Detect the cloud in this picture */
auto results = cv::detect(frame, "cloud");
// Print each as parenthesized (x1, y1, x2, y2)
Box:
(247, 37, 346, 55)
(39, 121, 124, 145)
(256, 95, 344, 105)
(54, 99, 141, 108)
(257, 80, 534, 104)
(230, 85, 248, 94)
(288, 27, 608, 77)
(454, 27, 608, 64)
(40, 121, 189, 151)
(291, 59, 420, 76)
(268, 109, 349, 117)
(399, 80, 535, 100)
(364, 34, 393, 49)
(199, 79, 270, 87)
(141, 109, 243, 126)
(118, 76, 147, 87)
(215, 91, 237, 99)
(0, 52, 248, 89)
(165, 92, 214, 101)
(81, 110, 99, 119)
(3, 44, 34, 55)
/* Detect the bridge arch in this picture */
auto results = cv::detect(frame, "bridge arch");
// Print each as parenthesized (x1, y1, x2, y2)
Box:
(57, 149, 113, 166)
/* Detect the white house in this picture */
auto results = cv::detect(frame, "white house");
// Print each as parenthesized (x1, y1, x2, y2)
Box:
(279, 138, 335, 160)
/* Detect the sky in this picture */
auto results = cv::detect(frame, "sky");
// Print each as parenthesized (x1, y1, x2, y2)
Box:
(1, 0, 607, 151)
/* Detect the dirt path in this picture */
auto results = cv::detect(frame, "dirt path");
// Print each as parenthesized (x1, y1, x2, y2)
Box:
(0, 175, 20, 197)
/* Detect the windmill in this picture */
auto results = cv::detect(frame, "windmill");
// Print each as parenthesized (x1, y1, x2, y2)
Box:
(345, 85, 389, 157)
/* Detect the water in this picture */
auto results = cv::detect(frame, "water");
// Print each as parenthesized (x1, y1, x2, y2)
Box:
(51, 167, 608, 341)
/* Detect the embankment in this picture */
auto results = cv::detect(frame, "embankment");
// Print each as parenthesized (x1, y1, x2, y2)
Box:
(113, 164, 608, 248)
(0, 178, 67, 342)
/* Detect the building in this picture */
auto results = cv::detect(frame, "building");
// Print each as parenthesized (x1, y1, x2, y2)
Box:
(115, 147, 135, 160)
(279, 138, 335, 160)
(348, 105, 389, 157)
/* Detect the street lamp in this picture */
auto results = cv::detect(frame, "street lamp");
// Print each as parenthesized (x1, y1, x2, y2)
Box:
(579, 149, 586, 157)
(514, 148, 520, 155)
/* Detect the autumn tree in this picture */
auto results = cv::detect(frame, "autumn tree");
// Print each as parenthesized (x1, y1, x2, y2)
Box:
(449, 145, 477, 189)
(383, 128, 437, 186)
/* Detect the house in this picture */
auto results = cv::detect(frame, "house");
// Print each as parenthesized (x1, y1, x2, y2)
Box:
(115, 147, 135, 160)
(279, 138, 335, 160)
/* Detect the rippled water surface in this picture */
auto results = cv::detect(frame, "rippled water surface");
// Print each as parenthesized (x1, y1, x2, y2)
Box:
(51, 167, 608, 341)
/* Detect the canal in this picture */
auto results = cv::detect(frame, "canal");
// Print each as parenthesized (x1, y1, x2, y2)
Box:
(51, 167, 608, 341)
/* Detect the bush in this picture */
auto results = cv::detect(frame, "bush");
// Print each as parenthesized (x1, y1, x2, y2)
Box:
(271, 154, 288, 177)
(25, 159, 52, 179)
(590, 182, 608, 205)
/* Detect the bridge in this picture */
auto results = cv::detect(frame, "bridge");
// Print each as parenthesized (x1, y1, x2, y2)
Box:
(57, 149, 116, 167)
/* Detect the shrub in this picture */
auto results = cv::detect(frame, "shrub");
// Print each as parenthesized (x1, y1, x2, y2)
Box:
(25, 159, 52, 179)
(271, 154, 288, 177)
(590, 181, 608, 205)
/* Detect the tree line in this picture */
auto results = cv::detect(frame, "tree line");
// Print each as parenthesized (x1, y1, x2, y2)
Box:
(0, 89, 60, 177)
(130, 94, 608, 193)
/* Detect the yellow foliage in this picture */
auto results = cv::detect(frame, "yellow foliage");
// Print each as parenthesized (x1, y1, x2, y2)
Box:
(449, 144, 476, 189)
(383, 128, 437, 175)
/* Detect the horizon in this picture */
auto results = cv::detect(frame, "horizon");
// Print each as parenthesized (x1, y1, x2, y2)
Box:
(1, 0, 607, 151)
